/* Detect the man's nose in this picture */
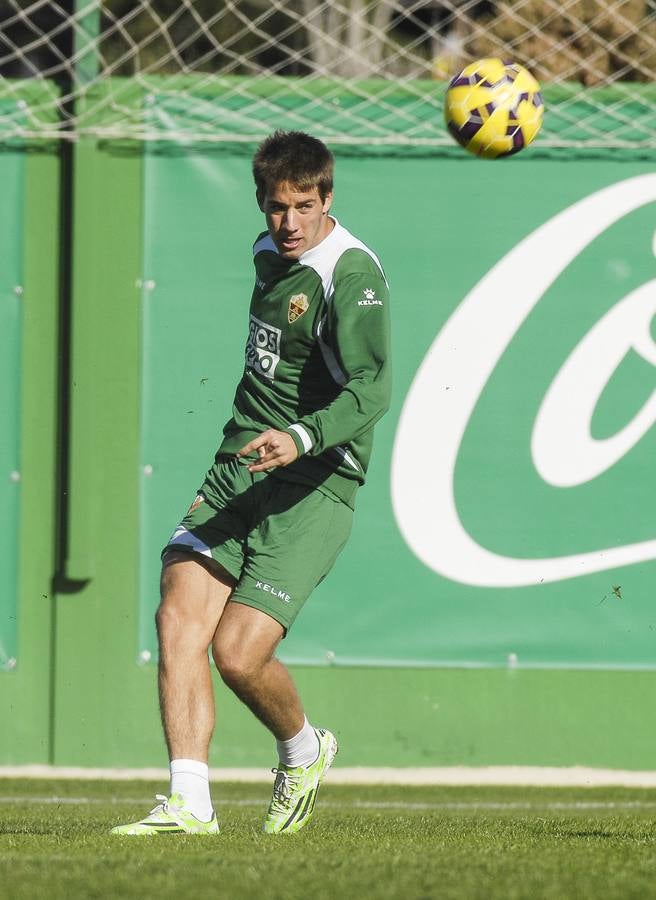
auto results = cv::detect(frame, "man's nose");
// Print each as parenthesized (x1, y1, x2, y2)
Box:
(283, 208, 298, 231)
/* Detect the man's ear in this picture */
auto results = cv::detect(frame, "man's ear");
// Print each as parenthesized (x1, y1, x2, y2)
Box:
(256, 189, 265, 212)
(322, 191, 333, 214)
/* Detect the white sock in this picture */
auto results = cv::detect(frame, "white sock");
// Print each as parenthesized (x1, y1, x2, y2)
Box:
(277, 717, 320, 769)
(170, 758, 213, 822)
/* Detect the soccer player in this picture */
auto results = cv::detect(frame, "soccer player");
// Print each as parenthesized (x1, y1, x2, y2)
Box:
(112, 130, 391, 836)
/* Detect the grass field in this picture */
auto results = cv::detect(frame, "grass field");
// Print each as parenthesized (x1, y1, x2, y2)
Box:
(1, 778, 656, 899)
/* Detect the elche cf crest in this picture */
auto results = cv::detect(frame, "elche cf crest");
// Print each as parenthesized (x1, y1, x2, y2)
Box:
(288, 293, 309, 323)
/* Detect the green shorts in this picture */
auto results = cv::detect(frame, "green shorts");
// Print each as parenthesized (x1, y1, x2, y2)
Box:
(162, 455, 353, 630)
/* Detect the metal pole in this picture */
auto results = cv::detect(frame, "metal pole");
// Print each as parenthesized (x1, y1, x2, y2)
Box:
(73, 0, 101, 86)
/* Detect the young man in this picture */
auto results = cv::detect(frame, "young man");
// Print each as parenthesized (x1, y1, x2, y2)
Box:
(112, 130, 391, 836)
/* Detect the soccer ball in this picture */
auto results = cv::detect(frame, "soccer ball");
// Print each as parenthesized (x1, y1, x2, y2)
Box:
(444, 58, 543, 159)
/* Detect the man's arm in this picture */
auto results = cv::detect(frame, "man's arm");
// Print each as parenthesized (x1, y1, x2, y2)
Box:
(289, 270, 390, 458)
(239, 260, 391, 472)
(237, 429, 299, 473)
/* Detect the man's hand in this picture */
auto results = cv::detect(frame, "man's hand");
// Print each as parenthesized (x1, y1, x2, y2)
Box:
(236, 430, 299, 473)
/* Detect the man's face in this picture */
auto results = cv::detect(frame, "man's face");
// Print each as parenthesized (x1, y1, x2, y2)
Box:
(259, 182, 333, 259)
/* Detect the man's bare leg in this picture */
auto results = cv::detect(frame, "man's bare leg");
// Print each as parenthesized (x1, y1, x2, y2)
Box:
(110, 551, 235, 835)
(211, 601, 304, 740)
(157, 551, 235, 760)
(212, 601, 338, 834)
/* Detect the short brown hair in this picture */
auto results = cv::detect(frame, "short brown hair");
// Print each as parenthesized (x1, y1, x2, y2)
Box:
(253, 130, 334, 202)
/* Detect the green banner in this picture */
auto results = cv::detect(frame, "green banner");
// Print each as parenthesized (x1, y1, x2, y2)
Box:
(0, 150, 24, 671)
(139, 149, 656, 669)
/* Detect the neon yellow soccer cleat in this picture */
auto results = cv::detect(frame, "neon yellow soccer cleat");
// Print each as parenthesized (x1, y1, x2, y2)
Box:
(110, 793, 219, 836)
(263, 728, 338, 835)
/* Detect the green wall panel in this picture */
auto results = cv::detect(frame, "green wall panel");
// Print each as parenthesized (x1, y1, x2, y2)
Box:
(47, 139, 656, 770)
(0, 145, 59, 762)
(0, 151, 23, 669)
(137, 153, 257, 659)
(44, 662, 656, 770)
(138, 151, 656, 670)
(51, 138, 143, 764)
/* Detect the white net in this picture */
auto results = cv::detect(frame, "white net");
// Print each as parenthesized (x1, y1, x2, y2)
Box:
(1, 0, 656, 150)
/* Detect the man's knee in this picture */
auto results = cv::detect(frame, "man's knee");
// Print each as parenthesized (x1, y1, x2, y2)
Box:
(155, 595, 191, 648)
(212, 632, 271, 691)
(212, 603, 283, 689)
(212, 637, 248, 688)
(156, 554, 226, 651)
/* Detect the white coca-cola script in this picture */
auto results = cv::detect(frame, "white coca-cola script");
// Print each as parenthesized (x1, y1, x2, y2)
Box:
(391, 174, 656, 586)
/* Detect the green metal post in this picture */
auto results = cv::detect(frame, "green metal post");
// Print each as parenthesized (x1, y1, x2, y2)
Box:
(74, 0, 101, 86)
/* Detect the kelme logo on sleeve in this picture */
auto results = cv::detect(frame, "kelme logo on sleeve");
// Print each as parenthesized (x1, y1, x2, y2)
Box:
(246, 314, 281, 380)
(392, 174, 656, 588)
(358, 287, 383, 306)
(288, 293, 309, 323)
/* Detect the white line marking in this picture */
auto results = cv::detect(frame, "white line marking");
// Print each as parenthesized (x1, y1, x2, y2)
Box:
(348, 800, 656, 811)
(4, 765, 656, 787)
(0, 797, 115, 805)
(2, 797, 656, 812)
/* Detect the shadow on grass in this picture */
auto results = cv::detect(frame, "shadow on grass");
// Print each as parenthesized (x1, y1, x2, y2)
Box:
(564, 829, 616, 839)
(0, 825, 61, 835)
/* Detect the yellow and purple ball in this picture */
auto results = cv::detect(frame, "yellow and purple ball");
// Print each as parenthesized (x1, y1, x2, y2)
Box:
(444, 58, 544, 159)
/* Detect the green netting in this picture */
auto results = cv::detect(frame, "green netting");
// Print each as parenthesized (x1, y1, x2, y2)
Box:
(143, 77, 656, 145)
(0, 82, 61, 150)
(1, 76, 656, 159)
